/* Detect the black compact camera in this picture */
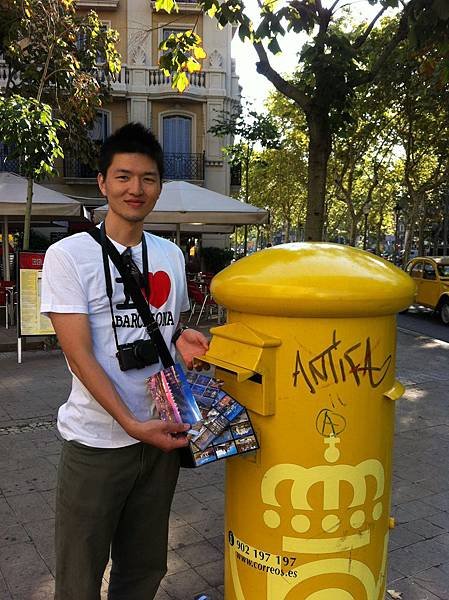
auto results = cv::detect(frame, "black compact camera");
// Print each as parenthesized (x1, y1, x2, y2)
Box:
(116, 339, 159, 371)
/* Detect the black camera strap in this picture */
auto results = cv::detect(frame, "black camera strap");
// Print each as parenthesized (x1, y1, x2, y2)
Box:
(88, 225, 175, 369)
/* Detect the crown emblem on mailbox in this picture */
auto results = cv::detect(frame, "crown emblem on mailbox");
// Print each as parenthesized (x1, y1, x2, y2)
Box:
(261, 437, 385, 555)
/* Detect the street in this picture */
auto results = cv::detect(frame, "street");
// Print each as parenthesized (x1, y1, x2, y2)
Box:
(398, 309, 449, 343)
(1, 326, 449, 599)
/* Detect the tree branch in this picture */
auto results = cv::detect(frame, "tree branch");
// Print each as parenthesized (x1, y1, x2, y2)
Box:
(290, 0, 318, 20)
(253, 41, 311, 111)
(357, 0, 433, 87)
(329, 0, 342, 12)
(353, 7, 388, 50)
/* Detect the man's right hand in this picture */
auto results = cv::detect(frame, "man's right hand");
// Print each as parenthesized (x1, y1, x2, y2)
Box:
(127, 419, 191, 452)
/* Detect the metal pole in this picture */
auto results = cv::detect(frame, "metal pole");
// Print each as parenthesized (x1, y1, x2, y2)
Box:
(2, 216, 10, 280)
(176, 224, 181, 247)
(394, 211, 399, 264)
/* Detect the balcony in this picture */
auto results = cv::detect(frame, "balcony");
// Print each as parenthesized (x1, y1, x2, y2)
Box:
(164, 153, 204, 181)
(126, 66, 210, 97)
(0, 59, 19, 90)
(76, 0, 119, 7)
(151, 0, 201, 11)
(62, 152, 204, 182)
(0, 58, 127, 95)
(63, 152, 97, 181)
(1, 58, 226, 99)
(0, 146, 24, 175)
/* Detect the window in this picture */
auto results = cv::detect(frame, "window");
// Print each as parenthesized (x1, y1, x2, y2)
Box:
(77, 23, 109, 63)
(409, 262, 423, 278)
(162, 28, 190, 43)
(163, 115, 192, 155)
(63, 111, 109, 178)
(162, 115, 204, 180)
(90, 111, 110, 143)
(423, 263, 437, 280)
(437, 264, 449, 278)
(161, 28, 191, 60)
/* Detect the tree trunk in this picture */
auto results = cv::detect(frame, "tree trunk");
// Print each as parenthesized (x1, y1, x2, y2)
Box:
(23, 177, 33, 251)
(349, 216, 358, 247)
(403, 192, 419, 265)
(433, 223, 442, 256)
(418, 215, 425, 257)
(285, 218, 290, 243)
(304, 110, 332, 241)
(375, 214, 383, 255)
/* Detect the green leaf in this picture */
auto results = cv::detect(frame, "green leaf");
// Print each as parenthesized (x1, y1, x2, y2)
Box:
(154, 0, 179, 12)
(207, 3, 218, 18)
(193, 46, 206, 59)
(238, 23, 250, 42)
(172, 71, 189, 92)
(268, 37, 282, 55)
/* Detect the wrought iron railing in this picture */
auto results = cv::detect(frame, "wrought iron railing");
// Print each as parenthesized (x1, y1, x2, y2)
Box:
(63, 152, 97, 179)
(230, 162, 242, 186)
(0, 145, 24, 175)
(63, 152, 205, 181)
(164, 152, 204, 181)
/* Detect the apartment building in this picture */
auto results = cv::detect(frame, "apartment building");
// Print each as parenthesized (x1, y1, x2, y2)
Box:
(0, 0, 241, 245)
(61, 0, 241, 201)
(0, 0, 240, 246)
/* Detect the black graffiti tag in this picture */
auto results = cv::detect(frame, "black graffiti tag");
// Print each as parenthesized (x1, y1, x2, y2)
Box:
(292, 330, 391, 394)
(315, 408, 347, 437)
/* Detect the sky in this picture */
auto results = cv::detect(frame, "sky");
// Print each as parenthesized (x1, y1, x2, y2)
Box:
(231, 1, 390, 111)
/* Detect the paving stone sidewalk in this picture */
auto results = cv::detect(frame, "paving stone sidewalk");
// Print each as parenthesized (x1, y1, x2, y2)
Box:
(0, 329, 448, 599)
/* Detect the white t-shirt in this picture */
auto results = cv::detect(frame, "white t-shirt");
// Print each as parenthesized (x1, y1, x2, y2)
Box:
(40, 228, 190, 448)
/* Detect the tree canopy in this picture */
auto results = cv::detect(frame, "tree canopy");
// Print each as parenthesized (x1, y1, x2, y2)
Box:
(156, 0, 449, 241)
(227, 11, 449, 259)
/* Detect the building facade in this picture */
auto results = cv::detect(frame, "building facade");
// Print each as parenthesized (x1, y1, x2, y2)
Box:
(64, 0, 241, 202)
(0, 0, 241, 250)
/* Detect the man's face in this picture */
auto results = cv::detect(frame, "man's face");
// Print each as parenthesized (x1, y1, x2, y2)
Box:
(97, 152, 162, 224)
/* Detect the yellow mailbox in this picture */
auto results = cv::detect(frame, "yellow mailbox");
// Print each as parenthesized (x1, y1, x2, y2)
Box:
(204, 243, 415, 600)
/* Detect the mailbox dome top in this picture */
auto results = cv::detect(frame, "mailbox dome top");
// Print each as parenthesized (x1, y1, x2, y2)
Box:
(210, 243, 415, 317)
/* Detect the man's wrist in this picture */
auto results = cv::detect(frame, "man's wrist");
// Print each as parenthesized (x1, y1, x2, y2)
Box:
(172, 325, 189, 345)
(120, 413, 140, 437)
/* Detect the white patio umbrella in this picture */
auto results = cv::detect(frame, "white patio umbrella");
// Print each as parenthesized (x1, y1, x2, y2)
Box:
(93, 180, 269, 246)
(0, 172, 83, 280)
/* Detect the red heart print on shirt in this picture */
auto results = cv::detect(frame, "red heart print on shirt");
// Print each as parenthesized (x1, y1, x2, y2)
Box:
(147, 271, 171, 308)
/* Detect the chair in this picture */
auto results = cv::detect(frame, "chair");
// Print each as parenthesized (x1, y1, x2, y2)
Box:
(187, 280, 220, 325)
(0, 280, 15, 328)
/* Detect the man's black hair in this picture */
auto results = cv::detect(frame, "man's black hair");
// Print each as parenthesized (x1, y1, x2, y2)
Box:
(98, 123, 164, 180)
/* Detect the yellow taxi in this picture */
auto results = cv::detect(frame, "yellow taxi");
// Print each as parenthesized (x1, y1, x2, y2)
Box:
(405, 256, 449, 324)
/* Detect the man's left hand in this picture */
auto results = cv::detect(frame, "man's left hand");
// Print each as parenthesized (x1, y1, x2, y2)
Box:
(175, 328, 209, 370)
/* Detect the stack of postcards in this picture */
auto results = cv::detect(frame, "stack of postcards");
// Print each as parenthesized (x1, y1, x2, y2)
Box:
(185, 373, 259, 467)
(146, 366, 259, 467)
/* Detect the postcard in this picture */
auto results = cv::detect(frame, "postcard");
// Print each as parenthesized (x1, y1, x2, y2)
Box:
(146, 364, 202, 431)
(180, 372, 260, 467)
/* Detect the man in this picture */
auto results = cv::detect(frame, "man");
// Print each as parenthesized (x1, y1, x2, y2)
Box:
(41, 123, 209, 600)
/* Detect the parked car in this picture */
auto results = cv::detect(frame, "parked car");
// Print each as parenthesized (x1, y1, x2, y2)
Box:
(405, 257, 449, 324)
